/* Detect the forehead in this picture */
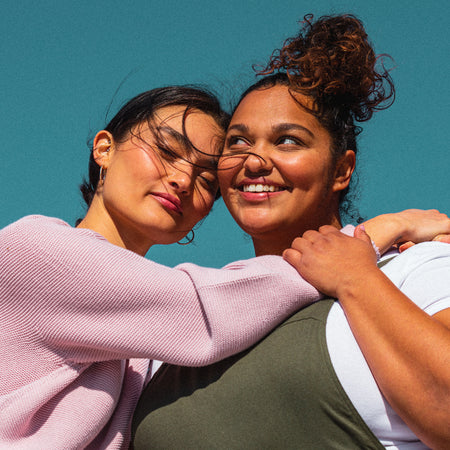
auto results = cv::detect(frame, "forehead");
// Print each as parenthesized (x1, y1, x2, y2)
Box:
(155, 106, 220, 137)
(137, 105, 223, 159)
(230, 85, 322, 133)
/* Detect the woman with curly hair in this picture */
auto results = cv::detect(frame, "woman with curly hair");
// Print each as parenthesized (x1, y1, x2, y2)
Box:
(132, 15, 450, 449)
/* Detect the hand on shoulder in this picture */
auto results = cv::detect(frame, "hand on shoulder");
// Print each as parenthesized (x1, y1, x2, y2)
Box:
(283, 225, 378, 298)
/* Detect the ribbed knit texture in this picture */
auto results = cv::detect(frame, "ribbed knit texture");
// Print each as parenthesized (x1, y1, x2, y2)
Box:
(0, 216, 321, 449)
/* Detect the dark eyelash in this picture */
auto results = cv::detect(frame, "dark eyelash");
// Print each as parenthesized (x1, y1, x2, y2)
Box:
(277, 136, 302, 145)
(199, 175, 217, 190)
(279, 136, 308, 148)
(226, 136, 248, 148)
(158, 145, 178, 159)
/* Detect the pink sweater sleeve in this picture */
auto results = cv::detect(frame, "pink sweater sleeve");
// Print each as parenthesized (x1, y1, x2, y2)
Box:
(1, 216, 321, 366)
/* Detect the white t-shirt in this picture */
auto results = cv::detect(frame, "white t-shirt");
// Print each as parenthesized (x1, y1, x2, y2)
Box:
(327, 242, 450, 449)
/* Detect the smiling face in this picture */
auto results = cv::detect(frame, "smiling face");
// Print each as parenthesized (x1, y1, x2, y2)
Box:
(90, 106, 222, 253)
(219, 85, 352, 256)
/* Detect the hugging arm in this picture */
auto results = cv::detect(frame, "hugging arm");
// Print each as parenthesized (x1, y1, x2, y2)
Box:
(283, 221, 450, 449)
(363, 208, 450, 254)
(4, 217, 320, 367)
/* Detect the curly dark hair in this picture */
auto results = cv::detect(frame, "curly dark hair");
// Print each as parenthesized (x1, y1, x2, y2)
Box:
(243, 14, 395, 223)
(262, 14, 394, 121)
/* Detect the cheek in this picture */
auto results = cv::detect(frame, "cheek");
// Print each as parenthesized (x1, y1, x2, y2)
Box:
(282, 154, 332, 190)
(192, 190, 215, 220)
(136, 150, 166, 179)
(114, 149, 162, 182)
(218, 156, 243, 190)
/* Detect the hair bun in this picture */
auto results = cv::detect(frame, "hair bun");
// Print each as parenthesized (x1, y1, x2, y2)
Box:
(259, 14, 395, 122)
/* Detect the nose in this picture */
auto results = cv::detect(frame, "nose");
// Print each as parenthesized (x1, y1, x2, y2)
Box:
(167, 162, 194, 195)
(243, 146, 273, 175)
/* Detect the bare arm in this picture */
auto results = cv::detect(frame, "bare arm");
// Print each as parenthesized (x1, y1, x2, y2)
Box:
(283, 227, 450, 449)
(363, 209, 450, 254)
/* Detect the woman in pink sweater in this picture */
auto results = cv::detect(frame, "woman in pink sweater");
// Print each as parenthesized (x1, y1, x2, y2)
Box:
(0, 86, 330, 449)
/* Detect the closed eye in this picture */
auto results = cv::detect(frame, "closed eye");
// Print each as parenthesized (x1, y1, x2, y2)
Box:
(157, 144, 179, 161)
(198, 172, 218, 191)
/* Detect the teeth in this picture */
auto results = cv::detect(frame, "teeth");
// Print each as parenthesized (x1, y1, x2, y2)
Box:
(242, 184, 281, 193)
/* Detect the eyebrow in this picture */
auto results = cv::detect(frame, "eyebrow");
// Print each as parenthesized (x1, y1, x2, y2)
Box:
(227, 122, 314, 138)
(157, 126, 191, 148)
(273, 123, 314, 138)
(227, 124, 249, 134)
(158, 125, 219, 169)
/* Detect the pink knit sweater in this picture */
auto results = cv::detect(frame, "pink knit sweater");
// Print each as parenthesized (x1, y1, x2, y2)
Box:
(0, 216, 321, 449)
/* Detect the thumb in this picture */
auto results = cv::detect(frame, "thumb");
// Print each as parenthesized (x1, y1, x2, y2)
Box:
(399, 241, 415, 253)
(433, 233, 450, 244)
(282, 248, 303, 270)
(354, 224, 372, 244)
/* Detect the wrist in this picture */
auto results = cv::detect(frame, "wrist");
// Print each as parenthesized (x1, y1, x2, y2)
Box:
(336, 265, 383, 303)
(386, 212, 410, 243)
(364, 213, 406, 253)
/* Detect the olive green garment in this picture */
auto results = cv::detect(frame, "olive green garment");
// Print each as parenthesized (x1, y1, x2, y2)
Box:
(133, 299, 384, 449)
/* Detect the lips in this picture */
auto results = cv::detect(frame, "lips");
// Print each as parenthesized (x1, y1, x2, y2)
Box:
(151, 192, 183, 214)
(236, 178, 288, 194)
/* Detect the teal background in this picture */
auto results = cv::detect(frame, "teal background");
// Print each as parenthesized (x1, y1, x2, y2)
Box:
(1, 0, 448, 267)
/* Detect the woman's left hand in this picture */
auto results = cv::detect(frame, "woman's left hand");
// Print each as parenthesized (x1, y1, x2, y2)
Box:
(399, 233, 450, 252)
(283, 225, 377, 298)
(364, 209, 450, 254)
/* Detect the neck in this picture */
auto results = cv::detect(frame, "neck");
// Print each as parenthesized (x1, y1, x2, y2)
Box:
(252, 235, 292, 257)
(252, 215, 342, 257)
(77, 196, 151, 257)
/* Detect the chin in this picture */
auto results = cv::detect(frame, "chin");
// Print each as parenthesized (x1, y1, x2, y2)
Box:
(238, 220, 280, 237)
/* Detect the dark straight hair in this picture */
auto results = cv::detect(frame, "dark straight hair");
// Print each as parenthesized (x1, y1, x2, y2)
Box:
(79, 85, 230, 210)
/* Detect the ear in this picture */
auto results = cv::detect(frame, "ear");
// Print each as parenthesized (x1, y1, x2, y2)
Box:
(332, 150, 356, 193)
(93, 130, 114, 168)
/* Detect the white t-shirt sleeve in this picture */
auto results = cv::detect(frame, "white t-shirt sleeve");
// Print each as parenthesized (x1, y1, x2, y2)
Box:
(382, 241, 450, 315)
(326, 242, 450, 448)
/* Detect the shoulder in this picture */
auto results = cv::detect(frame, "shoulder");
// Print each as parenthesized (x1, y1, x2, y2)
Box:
(2, 214, 111, 242)
(2, 215, 70, 236)
(382, 242, 450, 279)
(1, 215, 84, 251)
(382, 242, 450, 314)
(0, 215, 112, 266)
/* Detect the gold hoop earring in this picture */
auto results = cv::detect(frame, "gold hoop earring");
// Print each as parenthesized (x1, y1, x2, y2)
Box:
(177, 229, 195, 246)
(99, 166, 107, 185)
